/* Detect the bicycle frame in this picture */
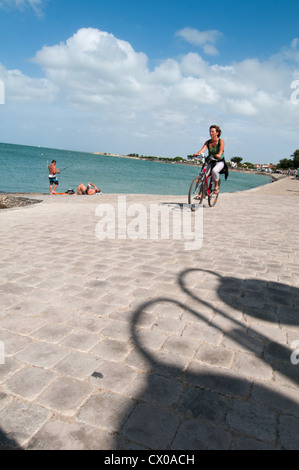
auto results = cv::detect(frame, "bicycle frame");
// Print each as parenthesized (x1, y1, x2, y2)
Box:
(188, 156, 220, 209)
(202, 162, 212, 195)
(196, 157, 215, 196)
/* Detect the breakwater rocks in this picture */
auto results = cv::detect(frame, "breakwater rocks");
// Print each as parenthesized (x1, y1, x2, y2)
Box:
(0, 195, 42, 210)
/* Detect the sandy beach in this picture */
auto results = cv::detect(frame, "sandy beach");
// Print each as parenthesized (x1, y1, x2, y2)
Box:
(0, 175, 298, 450)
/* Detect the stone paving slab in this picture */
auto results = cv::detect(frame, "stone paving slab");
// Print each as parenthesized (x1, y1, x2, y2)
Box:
(0, 180, 299, 450)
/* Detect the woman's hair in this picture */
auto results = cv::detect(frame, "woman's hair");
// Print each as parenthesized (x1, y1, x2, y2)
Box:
(210, 125, 222, 137)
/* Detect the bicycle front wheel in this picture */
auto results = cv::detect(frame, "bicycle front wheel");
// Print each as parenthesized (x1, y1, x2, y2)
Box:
(208, 180, 221, 207)
(188, 175, 205, 211)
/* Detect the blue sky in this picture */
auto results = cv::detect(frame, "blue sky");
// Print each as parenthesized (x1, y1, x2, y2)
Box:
(0, 0, 299, 163)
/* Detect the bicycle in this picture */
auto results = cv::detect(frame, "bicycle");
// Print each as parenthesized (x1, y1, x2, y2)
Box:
(188, 155, 221, 211)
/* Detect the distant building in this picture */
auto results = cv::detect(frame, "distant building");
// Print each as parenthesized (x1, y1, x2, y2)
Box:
(254, 164, 276, 173)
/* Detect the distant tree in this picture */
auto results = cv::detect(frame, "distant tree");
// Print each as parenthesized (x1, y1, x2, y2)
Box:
(231, 157, 243, 166)
(174, 156, 184, 161)
(243, 162, 254, 169)
(278, 158, 293, 169)
(292, 150, 299, 168)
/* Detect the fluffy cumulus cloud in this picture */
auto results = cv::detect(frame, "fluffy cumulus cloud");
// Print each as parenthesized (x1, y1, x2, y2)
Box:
(0, 63, 58, 102)
(1, 26, 299, 159)
(33, 28, 151, 108)
(28, 28, 299, 123)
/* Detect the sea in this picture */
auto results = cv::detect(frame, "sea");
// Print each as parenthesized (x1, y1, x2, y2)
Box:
(0, 142, 271, 195)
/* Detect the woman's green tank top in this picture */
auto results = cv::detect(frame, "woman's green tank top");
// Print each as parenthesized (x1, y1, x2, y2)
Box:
(208, 139, 224, 160)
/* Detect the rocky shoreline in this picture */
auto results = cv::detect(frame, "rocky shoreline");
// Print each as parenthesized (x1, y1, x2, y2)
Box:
(0, 195, 42, 210)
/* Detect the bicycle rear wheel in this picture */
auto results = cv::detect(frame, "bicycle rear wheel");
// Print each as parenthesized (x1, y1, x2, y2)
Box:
(188, 175, 205, 211)
(208, 179, 221, 207)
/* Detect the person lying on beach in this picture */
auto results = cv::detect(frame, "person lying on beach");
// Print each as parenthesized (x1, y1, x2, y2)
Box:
(74, 182, 102, 195)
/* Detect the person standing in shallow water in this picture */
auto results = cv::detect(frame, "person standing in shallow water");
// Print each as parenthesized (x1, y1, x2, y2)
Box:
(193, 125, 225, 194)
(48, 160, 60, 194)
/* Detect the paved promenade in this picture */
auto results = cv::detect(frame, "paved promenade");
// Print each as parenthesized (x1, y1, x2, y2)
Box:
(0, 177, 298, 450)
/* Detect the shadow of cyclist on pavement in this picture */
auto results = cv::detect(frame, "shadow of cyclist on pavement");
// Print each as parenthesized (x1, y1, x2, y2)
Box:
(116, 268, 299, 450)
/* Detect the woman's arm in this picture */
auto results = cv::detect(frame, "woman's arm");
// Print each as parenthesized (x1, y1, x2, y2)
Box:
(193, 141, 208, 157)
(215, 139, 225, 159)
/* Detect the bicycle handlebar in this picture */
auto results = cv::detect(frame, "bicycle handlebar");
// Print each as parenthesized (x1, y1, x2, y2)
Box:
(192, 155, 217, 163)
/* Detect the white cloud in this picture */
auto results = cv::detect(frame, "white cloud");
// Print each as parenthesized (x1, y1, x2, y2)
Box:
(0, 0, 45, 15)
(1, 28, 299, 162)
(33, 28, 150, 109)
(176, 27, 222, 56)
(0, 63, 58, 102)
(203, 44, 219, 57)
(176, 27, 221, 46)
(225, 98, 258, 116)
(2, 29, 298, 116)
(275, 37, 299, 63)
(30, 27, 297, 121)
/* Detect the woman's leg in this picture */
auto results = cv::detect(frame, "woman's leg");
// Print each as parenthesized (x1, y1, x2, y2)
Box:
(212, 162, 224, 192)
(205, 163, 212, 178)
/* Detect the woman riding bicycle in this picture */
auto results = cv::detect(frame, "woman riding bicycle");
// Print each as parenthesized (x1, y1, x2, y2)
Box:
(193, 125, 225, 195)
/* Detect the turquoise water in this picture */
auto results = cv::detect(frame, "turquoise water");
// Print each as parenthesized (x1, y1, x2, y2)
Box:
(0, 142, 271, 195)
